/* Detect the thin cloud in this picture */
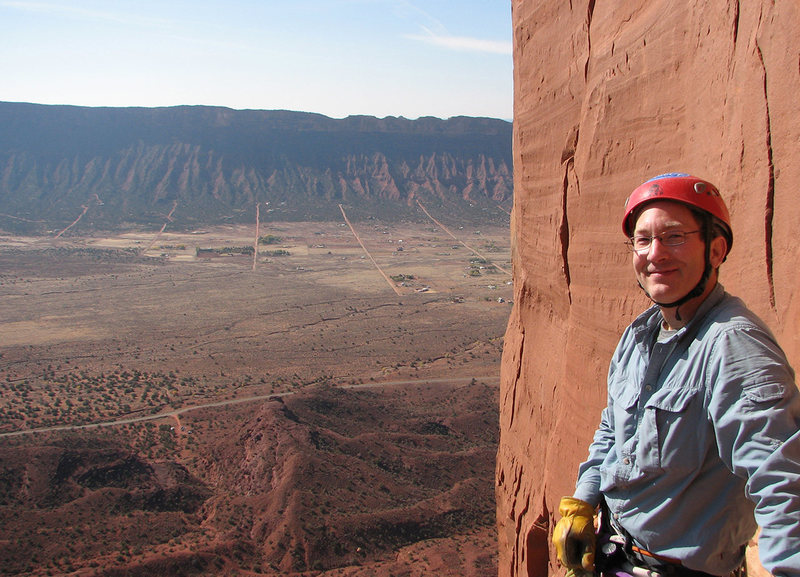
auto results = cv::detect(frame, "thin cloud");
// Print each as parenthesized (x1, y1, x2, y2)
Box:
(392, 1, 446, 32)
(406, 27, 511, 55)
(1, 1, 169, 28)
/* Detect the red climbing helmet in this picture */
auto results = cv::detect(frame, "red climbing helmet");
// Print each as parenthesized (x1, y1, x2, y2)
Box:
(622, 173, 733, 249)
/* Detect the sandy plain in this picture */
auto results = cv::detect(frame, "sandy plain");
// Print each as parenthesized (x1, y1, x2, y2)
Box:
(0, 220, 511, 428)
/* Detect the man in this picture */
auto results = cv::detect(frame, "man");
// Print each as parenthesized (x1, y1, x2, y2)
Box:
(552, 173, 800, 577)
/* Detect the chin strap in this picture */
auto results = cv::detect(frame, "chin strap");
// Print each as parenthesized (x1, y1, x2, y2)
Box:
(639, 262, 711, 321)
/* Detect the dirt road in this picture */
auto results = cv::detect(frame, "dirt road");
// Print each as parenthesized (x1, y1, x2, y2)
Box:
(0, 375, 499, 438)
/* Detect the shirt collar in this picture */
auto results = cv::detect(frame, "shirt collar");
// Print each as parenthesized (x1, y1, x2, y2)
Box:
(631, 283, 726, 350)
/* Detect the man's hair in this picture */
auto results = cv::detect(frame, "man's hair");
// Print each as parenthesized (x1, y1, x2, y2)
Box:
(688, 207, 730, 265)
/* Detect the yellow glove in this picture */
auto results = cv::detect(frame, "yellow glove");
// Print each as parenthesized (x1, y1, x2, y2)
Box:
(565, 570, 595, 577)
(552, 497, 596, 571)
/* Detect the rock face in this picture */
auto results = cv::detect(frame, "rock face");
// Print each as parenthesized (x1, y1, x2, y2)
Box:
(497, 2, 800, 576)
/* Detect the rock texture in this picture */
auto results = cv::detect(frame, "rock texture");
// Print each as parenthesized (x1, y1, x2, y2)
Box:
(498, 2, 800, 576)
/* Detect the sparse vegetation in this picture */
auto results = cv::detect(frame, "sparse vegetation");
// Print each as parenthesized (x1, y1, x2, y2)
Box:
(390, 273, 416, 282)
(258, 234, 283, 245)
(196, 246, 254, 256)
(0, 368, 215, 431)
(0, 220, 510, 576)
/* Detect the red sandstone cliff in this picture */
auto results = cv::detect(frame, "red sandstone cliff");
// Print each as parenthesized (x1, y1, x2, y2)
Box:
(498, 2, 800, 576)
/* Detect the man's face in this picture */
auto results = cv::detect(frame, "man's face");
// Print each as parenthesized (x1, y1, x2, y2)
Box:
(631, 201, 707, 305)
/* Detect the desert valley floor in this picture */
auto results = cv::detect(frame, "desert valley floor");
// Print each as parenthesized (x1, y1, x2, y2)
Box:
(0, 218, 512, 577)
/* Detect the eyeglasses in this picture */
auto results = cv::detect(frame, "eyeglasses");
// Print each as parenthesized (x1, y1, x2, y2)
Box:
(626, 230, 701, 253)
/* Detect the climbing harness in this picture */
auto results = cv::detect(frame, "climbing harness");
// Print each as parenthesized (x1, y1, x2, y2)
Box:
(593, 503, 747, 577)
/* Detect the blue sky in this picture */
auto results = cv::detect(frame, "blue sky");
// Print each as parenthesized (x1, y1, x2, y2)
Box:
(0, 0, 512, 119)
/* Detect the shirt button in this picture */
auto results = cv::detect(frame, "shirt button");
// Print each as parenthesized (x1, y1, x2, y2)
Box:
(644, 384, 653, 392)
(623, 457, 631, 465)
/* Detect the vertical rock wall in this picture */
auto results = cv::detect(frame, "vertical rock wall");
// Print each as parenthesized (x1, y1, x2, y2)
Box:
(497, 2, 800, 576)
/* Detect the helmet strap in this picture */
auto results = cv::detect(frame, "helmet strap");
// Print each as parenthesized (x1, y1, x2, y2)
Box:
(640, 262, 711, 321)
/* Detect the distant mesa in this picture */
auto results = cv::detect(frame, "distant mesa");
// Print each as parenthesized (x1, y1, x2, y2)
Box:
(0, 102, 513, 233)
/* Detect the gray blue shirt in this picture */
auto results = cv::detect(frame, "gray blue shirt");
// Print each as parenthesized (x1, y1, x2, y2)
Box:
(574, 283, 800, 576)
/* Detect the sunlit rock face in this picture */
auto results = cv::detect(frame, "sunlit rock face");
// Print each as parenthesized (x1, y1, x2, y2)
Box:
(498, 2, 800, 576)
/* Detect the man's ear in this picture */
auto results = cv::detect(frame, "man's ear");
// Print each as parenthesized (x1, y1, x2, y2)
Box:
(709, 235, 728, 268)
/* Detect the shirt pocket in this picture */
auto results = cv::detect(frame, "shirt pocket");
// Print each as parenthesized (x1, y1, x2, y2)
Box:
(742, 380, 786, 403)
(608, 373, 641, 440)
(641, 386, 707, 474)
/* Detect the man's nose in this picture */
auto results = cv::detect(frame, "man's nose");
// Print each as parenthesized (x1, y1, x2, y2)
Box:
(646, 236, 671, 258)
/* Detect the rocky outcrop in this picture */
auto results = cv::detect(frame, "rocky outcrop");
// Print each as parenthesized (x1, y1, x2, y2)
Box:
(196, 382, 499, 574)
(0, 382, 499, 576)
(0, 103, 512, 232)
(498, 2, 800, 576)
